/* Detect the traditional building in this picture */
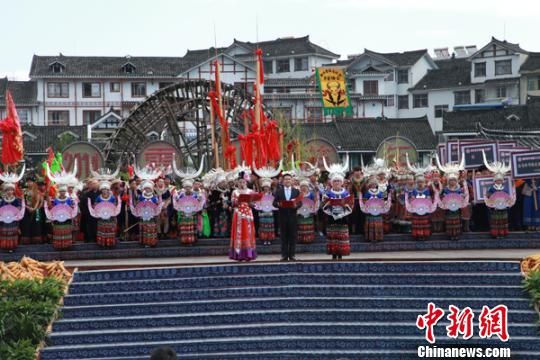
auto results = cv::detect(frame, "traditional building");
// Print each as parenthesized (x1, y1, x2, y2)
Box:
(520, 52, 540, 104)
(3, 35, 540, 161)
(441, 95, 540, 147)
(28, 55, 189, 126)
(298, 116, 437, 167)
(0, 77, 38, 125)
(411, 37, 531, 132)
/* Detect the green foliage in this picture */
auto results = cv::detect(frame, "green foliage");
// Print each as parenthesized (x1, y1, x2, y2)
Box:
(0, 339, 36, 360)
(53, 132, 77, 153)
(273, 110, 311, 169)
(0, 278, 65, 359)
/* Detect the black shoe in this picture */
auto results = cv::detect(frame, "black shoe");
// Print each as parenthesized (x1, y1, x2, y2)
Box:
(289, 256, 297, 261)
(280, 257, 288, 262)
(332, 254, 337, 260)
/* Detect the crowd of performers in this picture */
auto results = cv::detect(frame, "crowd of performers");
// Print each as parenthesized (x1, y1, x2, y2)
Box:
(0, 150, 532, 261)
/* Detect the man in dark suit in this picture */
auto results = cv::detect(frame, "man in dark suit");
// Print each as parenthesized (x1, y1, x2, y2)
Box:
(273, 173, 302, 261)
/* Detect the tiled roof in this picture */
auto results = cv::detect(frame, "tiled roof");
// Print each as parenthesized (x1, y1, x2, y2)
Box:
(364, 49, 428, 67)
(233, 36, 339, 58)
(489, 36, 528, 54)
(18, 125, 88, 153)
(29, 55, 188, 78)
(411, 57, 471, 91)
(298, 117, 436, 151)
(521, 52, 540, 72)
(442, 104, 539, 133)
(0, 78, 38, 106)
(182, 47, 228, 66)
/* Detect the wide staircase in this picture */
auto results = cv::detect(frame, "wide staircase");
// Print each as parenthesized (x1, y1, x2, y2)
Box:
(40, 261, 539, 359)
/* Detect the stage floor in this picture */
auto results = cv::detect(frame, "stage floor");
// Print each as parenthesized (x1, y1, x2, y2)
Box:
(2, 231, 540, 265)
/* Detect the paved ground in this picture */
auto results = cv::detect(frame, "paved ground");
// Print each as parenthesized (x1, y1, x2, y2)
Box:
(65, 248, 540, 269)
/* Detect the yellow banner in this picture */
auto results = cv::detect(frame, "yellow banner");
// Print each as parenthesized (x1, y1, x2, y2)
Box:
(315, 67, 353, 116)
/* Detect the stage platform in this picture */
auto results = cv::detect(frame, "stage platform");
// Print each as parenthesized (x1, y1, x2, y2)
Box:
(3, 232, 540, 263)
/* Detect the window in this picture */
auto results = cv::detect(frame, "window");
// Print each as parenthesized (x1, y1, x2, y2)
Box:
(82, 83, 101, 98)
(110, 82, 120, 92)
(18, 109, 29, 124)
(413, 94, 428, 108)
(49, 62, 64, 73)
(159, 82, 173, 89)
(48, 111, 69, 125)
(82, 110, 101, 125)
(495, 60, 512, 75)
(397, 69, 408, 84)
(528, 76, 540, 91)
(434, 105, 449, 118)
(47, 82, 69, 98)
(496, 87, 507, 98)
(122, 63, 136, 73)
(263, 60, 273, 74)
(363, 80, 378, 96)
(94, 114, 121, 129)
(384, 71, 394, 82)
(146, 132, 159, 141)
(305, 107, 323, 122)
(385, 96, 395, 107)
(294, 57, 308, 72)
(276, 59, 290, 73)
(398, 95, 409, 109)
(454, 90, 470, 105)
(131, 82, 146, 97)
(474, 89, 485, 103)
(474, 62, 486, 77)
(347, 80, 356, 93)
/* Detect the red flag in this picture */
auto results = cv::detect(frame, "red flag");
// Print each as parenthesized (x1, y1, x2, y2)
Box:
(0, 91, 24, 165)
(256, 48, 264, 85)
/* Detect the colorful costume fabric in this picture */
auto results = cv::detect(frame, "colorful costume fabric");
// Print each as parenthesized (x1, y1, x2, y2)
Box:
(208, 189, 230, 237)
(409, 187, 433, 240)
(51, 197, 75, 250)
(522, 179, 540, 227)
(257, 192, 276, 243)
(175, 191, 202, 245)
(297, 191, 316, 244)
(323, 189, 351, 256)
(19, 190, 43, 244)
(94, 195, 118, 247)
(137, 194, 160, 247)
(229, 189, 257, 261)
(0, 197, 22, 251)
(363, 189, 384, 242)
(441, 187, 464, 239)
(487, 185, 510, 238)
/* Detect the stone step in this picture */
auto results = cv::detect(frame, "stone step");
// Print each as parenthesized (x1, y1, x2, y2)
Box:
(67, 272, 523, 295)
(59, 296, 533, 319)
(39, 336, 540, 360)
(53, 307, 537, 332)
(62, 284, 526, 307)
(47, 322, 539, 346)
(73, 261, 521, 283)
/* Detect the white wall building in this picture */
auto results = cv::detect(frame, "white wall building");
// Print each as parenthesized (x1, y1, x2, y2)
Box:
(3, 35, 538, 143)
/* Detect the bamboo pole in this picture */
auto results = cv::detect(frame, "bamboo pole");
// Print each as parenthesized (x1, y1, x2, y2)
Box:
(255, 53, 261, 130)
(215, 60, 229, 169)
(209, 96, 219, 168)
